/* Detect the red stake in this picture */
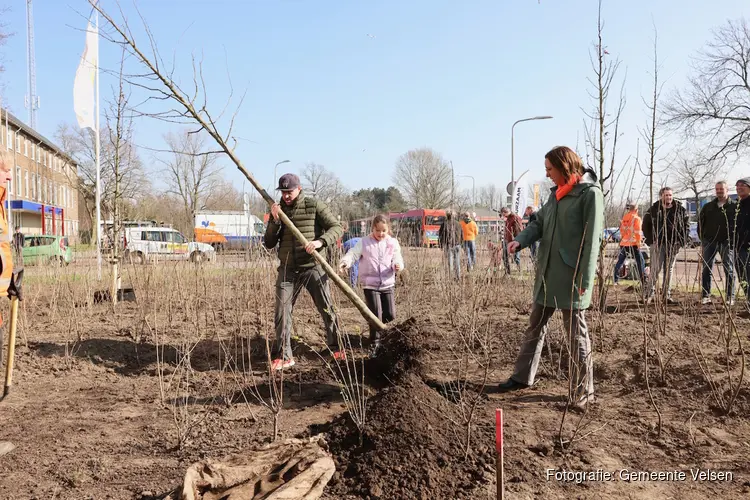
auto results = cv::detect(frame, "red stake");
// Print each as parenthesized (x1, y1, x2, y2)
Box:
(496, 408, 504, 500)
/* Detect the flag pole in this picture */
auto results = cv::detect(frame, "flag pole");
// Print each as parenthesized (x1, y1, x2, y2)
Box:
(94, 10, 102, 281)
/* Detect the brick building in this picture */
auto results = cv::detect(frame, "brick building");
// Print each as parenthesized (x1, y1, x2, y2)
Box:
(1, 110, 80, 242)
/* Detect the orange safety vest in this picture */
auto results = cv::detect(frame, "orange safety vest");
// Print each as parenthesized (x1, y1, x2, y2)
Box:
(0, 186, 14, 327)
(619, 211, 642, 247)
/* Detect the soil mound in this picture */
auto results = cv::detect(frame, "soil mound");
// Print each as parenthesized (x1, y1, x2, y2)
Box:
(318, 318, 494, 499)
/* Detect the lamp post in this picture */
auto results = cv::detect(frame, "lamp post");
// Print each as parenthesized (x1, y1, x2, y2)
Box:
(273, 159, 291, 188)
(511, 116, 553, 194)
(458, 174, 475, 209)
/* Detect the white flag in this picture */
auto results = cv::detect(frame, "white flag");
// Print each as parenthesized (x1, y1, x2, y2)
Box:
(73, 20, 98, 130)
(512, 170, 528, 215)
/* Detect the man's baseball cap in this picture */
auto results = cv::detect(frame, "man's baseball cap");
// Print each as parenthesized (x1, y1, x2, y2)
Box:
(737, 177, 750, 188)
(277, 173, 301, 191)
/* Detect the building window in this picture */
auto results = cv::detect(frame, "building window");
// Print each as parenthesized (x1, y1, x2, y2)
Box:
(5, 129, 10, 150)
(23, 139, 28, 157)
(31, 173, 36, 200)
(24, 171, 29, 199)
(15, 166, 21, 194)
(15, 134, 20, 152)
(42, 178, 46, 203)
(31, 144, 35, 162)
(43, 151, 47, 166)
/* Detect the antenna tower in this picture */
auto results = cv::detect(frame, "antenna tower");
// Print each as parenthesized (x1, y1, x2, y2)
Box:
(25, 0, 39, 127)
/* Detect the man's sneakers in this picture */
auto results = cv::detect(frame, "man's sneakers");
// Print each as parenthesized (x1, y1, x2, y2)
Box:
(271, 358, 295, 371)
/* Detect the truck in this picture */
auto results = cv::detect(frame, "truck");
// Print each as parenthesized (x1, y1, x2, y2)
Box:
(194, 210, 265, 252)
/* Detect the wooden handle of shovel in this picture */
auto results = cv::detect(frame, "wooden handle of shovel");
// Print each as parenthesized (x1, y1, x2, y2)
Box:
(3, 296, 19, 399)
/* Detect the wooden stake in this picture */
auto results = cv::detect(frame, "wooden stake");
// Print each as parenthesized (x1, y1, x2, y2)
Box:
(3, 297, 19, 399)
(496, 408, 504, 500)
(111, 260, 119, 305)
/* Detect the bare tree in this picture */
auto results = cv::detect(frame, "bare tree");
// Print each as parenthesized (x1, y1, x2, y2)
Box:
(582, 0, 627, 313)
(478, 184, 501, 209)
(673, 156, 725, 217)
(159, 130, 223, 230)
(203, 178, 243, 211)
(582, 0, 626, 194)
(393, 148, 453, 209)
(300, 162, 348, 216)
(639, 23, 671, 205)
(665, 18, 750, 163)
(56, 119, 149, 236)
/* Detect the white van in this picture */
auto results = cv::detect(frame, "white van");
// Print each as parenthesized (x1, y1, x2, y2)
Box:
(123, 227, 215, 264)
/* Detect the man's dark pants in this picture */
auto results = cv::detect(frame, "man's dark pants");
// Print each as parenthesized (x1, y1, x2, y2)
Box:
(274, 265, 340, 360)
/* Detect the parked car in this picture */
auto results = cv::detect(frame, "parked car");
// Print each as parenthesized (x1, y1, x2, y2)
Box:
(688, 222, 700, 248)
(603, 227, 621, 243)
(22, 235, 73, 266)
(123, 227, 215, 264)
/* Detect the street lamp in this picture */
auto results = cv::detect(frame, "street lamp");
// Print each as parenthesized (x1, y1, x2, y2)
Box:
(273, 159, 291, 188)
(511, 116, 553, 195)
(458, 174, 476, 208)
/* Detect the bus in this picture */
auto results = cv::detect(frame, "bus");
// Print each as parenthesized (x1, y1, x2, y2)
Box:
(392, 209, 445, 247)
(342, 210, 444, 248)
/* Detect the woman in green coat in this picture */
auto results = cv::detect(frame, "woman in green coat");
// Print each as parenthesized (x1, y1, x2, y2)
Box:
(497, 146, 604, 409)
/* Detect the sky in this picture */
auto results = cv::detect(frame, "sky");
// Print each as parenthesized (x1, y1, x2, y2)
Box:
(0, 0, 748, 204)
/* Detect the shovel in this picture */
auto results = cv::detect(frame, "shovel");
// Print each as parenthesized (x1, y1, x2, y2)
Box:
(2, 268, 22, 401)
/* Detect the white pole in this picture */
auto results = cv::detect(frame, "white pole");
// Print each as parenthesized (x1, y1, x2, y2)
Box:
(94, 10, 102, 280)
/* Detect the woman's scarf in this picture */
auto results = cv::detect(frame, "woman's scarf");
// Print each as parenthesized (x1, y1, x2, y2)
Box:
(555, 174, 581, 201)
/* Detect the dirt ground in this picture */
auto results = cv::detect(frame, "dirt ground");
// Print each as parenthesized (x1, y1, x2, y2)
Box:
(0, 248, 748, 499)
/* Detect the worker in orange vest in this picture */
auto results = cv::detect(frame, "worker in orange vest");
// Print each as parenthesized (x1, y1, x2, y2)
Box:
(460, 212, 479, 271)
(613, 202, 646, 284)
(0, 149, 23, 457)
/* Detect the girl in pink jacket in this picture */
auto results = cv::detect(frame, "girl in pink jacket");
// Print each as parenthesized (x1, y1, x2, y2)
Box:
(339, 214, 405, 353)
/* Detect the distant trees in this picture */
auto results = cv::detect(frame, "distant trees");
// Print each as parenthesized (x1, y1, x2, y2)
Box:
(478, 184, 501, 210)
(159, 130, 225, 232)
(344, 186, 407, 220)
(392, 148, 453, 209)
(665, 18, 750, 164)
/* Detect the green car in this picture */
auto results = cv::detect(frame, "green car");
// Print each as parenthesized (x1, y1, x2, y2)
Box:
(22, 235, 73, 266)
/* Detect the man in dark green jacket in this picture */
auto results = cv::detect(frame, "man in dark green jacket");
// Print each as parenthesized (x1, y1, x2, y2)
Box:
(264, 173, 344, 370)
(697, 181, 736, 305)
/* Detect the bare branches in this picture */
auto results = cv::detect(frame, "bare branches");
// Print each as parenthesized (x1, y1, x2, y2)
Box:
(581, 0, 627, 196)
(639, 22, 671, 205)
(392, 148, 453, 209)
(665, 18, 750, 164)
(673, 156, 726, 211)
(159, 130, 224, 227)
